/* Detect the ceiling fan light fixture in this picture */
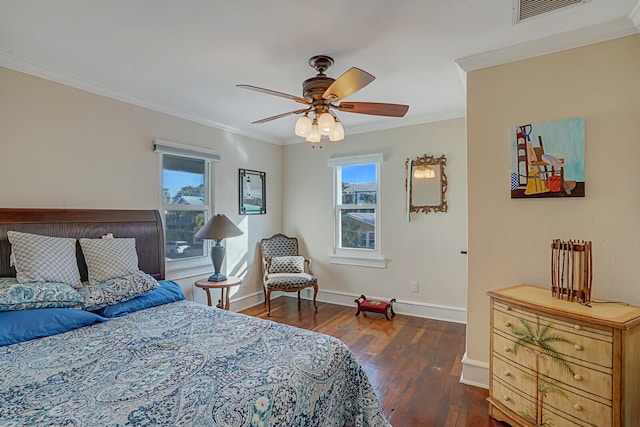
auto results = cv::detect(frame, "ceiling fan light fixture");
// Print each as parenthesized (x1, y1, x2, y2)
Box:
(238, 56, 408, 148)
(294, 114, 312, 137)
(306, 121, 321, 143)
(318, 112, 335, 135)
(329, 120, 344, 142)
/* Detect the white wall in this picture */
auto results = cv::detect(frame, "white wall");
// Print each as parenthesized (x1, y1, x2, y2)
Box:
(282, 118, 468, 321)
(0, 66, 282, 305)
(465, 34, 640, 387)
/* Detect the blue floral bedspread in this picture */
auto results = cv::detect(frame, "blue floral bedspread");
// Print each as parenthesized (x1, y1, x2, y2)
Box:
(0, 301, 390, 426)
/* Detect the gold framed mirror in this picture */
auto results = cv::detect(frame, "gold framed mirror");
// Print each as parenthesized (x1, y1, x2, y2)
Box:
(405, 154, 448, 215)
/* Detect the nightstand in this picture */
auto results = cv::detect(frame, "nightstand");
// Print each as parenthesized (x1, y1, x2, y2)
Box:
(195, 276, 242, 310)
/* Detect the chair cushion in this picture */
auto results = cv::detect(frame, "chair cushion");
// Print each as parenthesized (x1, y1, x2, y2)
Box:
(265, 273, 317, 290)
(269, 256, 304, 274)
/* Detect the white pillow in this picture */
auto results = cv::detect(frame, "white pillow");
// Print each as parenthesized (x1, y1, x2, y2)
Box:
(79, 237, 140, 285)
(269, 256, 305, 274)
(7, 231, 81, 288)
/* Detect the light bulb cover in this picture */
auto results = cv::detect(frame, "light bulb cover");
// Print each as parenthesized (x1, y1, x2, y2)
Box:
(318, 113, 335, 135)
(329, 121, 345, 141)
(306, 123, 321, 143)
(295, 115, 312, 137)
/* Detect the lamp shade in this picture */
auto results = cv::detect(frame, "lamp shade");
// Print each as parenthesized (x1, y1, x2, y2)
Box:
(294, 115, 312, 137)
(329, 121, 344, 142)
(195, 214, 243, 282)
(195, 214, 243, 242)
(318, 112, 335, 135)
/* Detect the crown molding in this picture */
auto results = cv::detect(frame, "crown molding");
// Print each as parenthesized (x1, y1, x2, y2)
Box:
(455, 17, 639, 72)
(0, 50, 279, 145)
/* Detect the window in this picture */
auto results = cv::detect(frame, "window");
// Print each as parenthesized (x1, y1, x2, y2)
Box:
(328, 153, 385, 268)
(154, 139, 221, 268)
(162, 154, 208, 261)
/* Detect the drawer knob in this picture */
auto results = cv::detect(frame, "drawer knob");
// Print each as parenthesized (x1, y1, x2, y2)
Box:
(574, 344, 583, 351)
(504, 347, 512, 353)
(573, 374, 583, 382)
(504, 322, 512, 328)
(573, 403, 583, 411)
(574, 325, 582, 331)
(504, 396, 511, 402)
(503, 370, 511, 377)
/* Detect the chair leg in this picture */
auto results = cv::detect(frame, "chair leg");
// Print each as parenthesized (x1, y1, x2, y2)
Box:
(262, 285, 267, 305)
(313, 285, 318, 311)
(266, 289, 272, 316)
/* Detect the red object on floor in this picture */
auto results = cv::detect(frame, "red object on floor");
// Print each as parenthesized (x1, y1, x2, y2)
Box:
(355, 295, 396, 320)
(547, 175, 563, 192)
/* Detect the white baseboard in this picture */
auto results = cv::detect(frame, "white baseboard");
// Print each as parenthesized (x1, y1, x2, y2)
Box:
(460, 352, 489, 389)
(283, 288, 467, 324)
(229, 290, 266, 312)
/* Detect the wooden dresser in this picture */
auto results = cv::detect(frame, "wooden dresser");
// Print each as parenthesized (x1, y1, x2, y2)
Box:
(487, 285, 640, 427)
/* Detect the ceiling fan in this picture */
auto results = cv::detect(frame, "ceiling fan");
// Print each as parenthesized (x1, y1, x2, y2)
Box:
(237, 55, 409, 145)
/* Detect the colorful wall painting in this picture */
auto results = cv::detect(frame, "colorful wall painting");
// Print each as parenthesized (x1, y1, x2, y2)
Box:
(511, 117, 585, 198)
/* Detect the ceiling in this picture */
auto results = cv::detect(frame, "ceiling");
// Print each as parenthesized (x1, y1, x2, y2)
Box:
(1, 1, 638, 145)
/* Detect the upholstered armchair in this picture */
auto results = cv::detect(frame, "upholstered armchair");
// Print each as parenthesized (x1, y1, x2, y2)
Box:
(259, 233, 318, 316)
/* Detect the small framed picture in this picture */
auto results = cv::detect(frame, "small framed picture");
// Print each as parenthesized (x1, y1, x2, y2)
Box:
(239, 169, 266, 215)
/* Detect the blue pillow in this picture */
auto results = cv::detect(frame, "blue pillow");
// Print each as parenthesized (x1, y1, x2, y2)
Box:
(0, 308, 107, 346)
(96, 280, 185, 318)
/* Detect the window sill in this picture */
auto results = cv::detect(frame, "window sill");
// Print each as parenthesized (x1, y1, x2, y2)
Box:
(165, 258, 212, 280)
(328, 254, 386, 268)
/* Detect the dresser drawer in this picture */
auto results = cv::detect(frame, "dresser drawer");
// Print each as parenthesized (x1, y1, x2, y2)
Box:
(490, 378, 534, 421)
(492, 355, 536, 398)
(544, 386, 613, 427)
(493, 306, 613, 368)
(492, 379, 599, 427)
(493, 331, 613, 400)
(494, 300, 612, 339)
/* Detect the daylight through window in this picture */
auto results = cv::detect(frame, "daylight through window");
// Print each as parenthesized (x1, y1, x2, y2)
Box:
(162, 154, 209, 261)
(329, 153, 383, 266)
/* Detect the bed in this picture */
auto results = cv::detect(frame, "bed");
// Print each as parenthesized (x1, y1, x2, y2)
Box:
(0, 209, 390, 427)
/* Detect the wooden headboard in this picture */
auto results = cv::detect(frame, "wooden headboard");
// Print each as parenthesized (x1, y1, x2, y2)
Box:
(0, 209, 165, 281)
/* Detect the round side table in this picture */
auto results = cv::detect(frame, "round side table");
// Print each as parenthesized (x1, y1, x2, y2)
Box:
(195, 276, 242, 310)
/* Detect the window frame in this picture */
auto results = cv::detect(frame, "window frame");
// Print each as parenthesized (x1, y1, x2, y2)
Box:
(155, 140, 220, 275)
(328, 153, 386, 268)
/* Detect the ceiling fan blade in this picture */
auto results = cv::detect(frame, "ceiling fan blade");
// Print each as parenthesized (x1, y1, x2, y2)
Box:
(336, 102, 409, 117)
(251, 108, 310, 124)
(237, 84, 310, 105)
(322, 68, 375, 101)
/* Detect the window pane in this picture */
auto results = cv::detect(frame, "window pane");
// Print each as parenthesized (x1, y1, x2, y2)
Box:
(163, 154, 205, 204)
(340, 163, 377, 205)
(340, 209, 375, 249)
(164, 210, 206, 260)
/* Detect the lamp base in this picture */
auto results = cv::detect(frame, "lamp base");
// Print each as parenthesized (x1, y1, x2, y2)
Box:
(208, 273, 227, 282)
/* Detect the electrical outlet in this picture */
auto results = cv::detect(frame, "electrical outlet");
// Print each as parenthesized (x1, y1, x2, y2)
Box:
(410, 281, 419, 292)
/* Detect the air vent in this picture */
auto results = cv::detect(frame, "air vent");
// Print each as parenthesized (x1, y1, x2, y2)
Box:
(513, 0, 588, 23)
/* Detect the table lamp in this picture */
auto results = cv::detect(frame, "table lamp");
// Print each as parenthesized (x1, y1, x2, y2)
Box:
(194, 214, 243, 281)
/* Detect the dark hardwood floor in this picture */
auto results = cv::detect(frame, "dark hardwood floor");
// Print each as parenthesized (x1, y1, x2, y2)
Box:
(241, 298, 507, 427)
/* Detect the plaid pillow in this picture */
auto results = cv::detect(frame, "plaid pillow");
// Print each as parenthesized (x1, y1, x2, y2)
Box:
(8, 231, 81, 288)
(79, 238, 139, 285)
(269, 256, 305, 274)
